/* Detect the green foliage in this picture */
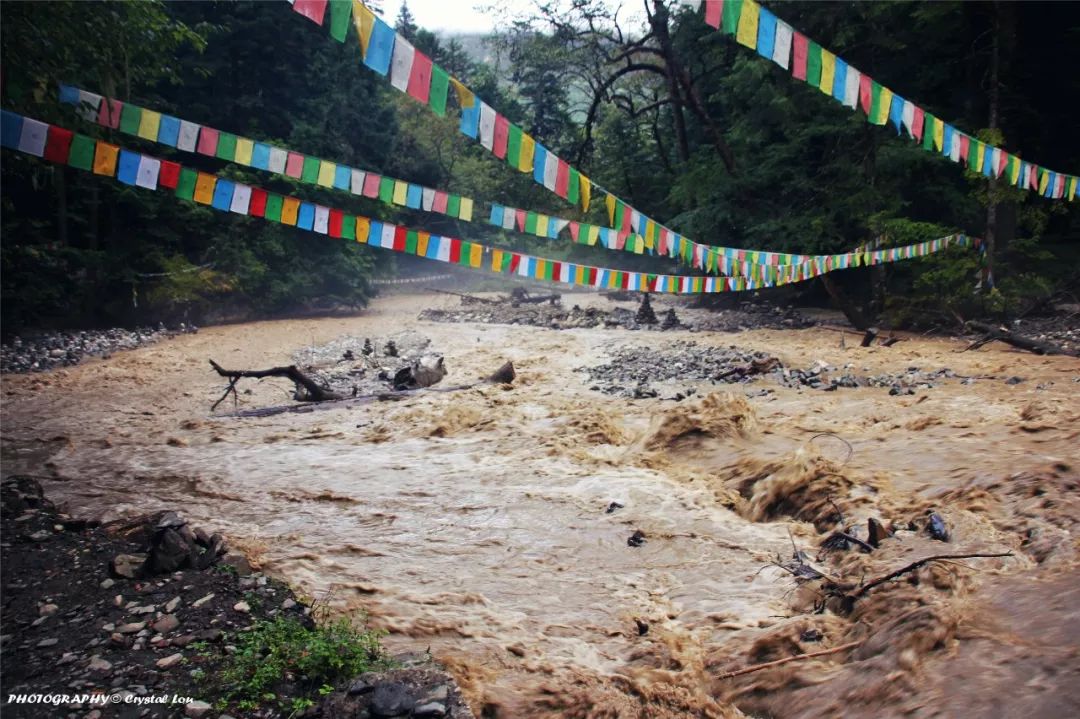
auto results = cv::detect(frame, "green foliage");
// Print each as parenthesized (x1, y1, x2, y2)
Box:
(212, 615, 390, 711)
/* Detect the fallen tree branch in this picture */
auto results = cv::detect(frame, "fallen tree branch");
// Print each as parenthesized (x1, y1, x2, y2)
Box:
(852, 552, 1013, 600)
(963, 321, 1077, 356)
(717, 640, 863, 679)
(209, 359, 343, 402)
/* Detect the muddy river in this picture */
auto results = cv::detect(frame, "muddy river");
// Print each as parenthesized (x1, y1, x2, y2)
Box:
(3, 293, 1078, 717)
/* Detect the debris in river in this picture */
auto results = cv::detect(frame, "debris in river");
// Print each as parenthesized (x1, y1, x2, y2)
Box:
(927, 512, 950, 542)
(635, 618, 649, 636)
(392, 355, 447, 390)
(605, 501, 624, 514)
(627, 530, 646, 547)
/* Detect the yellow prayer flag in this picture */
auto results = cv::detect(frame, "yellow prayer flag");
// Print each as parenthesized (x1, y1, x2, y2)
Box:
(1008, 156, 1020, 185)
(876, 87, 893, 125)
(469, 243, 483, 268)
(644, 221, 656, 249)
(518, 133, 535, 173)
(281, 197, 300, 225)
(1038, 170, 1049, 194)
(450, 78, 474, 109)
(317, 160, 336, 188)
(92, 141, 119, 176)
(355, 216, 370, 243)
(392, 180, 408, 205)
(605, 195, 616, 225)
(534, 259, 546, 279)
(607, 271, 619, 289)
(417, 232, 430, 257)
(976, 143, 986, 173)
(580, 175, 591, 211)
(736, 0, 760, 50)
(459, 197, 474, 221)
(491, 249, 503, 271)
(235, 138, 254, 166)
(137, 109, 161, 141)
(536, 214, 548, 236)
(819, 50, 835, 95)
(587, 225, 600, 246)
(1069, 178, 1077, 201)
(193, 173, 216, 205)
(575, 266, 586, 284)
(352, 0, 375, 57)
(933, 118, 944, 152)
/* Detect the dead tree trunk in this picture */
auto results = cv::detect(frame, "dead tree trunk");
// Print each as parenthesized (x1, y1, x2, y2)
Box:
(964, 322, 1078, 356)
(208, 359, 343, 410)
(820, 274, 873, 331)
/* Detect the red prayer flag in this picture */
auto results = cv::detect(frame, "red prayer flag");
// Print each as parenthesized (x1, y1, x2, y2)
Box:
(43, 126, 74, 164)
(859, 74, 872, 115)
(515, 209, 527, 231)
(433, 191, 448, 213)
(621, 205, 632, 232)
(958, 134, 969, 161)
(158, 161, 181, 189)
(912, 106, 925, 141)
(292, 0, 327, 25)
(551, 261, 562, 280)
(328, 209, 344, 237)
(704, 0, 722, 28)
(492, 114, 509, 159)
(997, 150, 1008, 177)
(98, 99, 122, 129)
(587, 267, 597, 284)
(569, 222, 580, 241)
(407, 51, 434, 104)
(362, 173, 381, 198)
(555, 159, 570, 198)
(249, 188, 268, 217)
(509, 253, 521, 273)
(792, 33, 808, 80)
(620, 272, 629, 289)
(393, 226, 408, 252)
(449, 239, 462, 264)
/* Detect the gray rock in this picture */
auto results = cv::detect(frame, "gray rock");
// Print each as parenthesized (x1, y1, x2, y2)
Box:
(184, 700, 211, 718)
(233, 601, 250, 613)
(155, 653, 183, 669)
(413, 702, 447, 718)
(36, 638, 59, 647)
(87, 656, 112, 672)
(164, 596, 181, 613)
(219, 551, 252, 577)
(420, 686, 449, 704)
(191, 593, 214, 608)
(152, 614, 180, 634)
(370, 682, 414, 716)
(39, 603, 59, 616)
(111, 554, 146, 579)
(100, 578, 115, 590)
(116, 622, 146, 634)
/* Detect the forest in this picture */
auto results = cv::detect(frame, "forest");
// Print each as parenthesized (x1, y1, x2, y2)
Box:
(2, 0, 1078, 334)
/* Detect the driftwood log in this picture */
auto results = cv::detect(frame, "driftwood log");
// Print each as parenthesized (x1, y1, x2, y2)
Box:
(208, 359, 343, 410)
(964, 321, 1078, 356)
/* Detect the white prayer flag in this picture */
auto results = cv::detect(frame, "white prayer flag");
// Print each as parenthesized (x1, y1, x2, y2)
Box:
(18, 118, 48, 157)
(313, 205, 330, 234)
(177, 120, 200, 152)
(478, 103, 496, 151)
(268, 147, 287, 174)
(351, 169, 366, 195)
(390, 37, 415, 92)
(773, 21, 793, 70)
(135, 156, 161, 190)
(230, 183, 252, 214)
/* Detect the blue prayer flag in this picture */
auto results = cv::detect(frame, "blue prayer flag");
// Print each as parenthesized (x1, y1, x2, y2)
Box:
(490, 205, 504, 225)
(117, 151, 141, 185)
(297, 202, 315, 230)
(157, 115, 181, 147)
(942, 124, 954, 155)
(211, 179, 235, 210)
(425, 235, 441, 259)
(251, 143, 271, 171)
(460, 102, 480, 139)
(982, 149, 994, 176)
(533, 144, 548, 184)
(1, 110, 24, 149)
(756, 9, 776, 60)
(833, 59, 848, 101)
(889, 95, 904, 134)
(365, 18, 395, 76)
(333, 165, 351, 190)
(406, 184, 422, 209)
(59, 84, 80, 104)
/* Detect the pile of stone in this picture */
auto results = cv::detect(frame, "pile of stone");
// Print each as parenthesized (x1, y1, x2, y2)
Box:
(292, 330, 442, 396)
(1, 323, 197, 374)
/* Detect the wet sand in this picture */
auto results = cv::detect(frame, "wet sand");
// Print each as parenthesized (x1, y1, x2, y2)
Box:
(3, 292, 1078, 717)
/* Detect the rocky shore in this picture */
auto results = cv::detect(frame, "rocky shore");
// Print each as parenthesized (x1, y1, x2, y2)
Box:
(1, 325, 198, 374)
(0, 477, 473, 719)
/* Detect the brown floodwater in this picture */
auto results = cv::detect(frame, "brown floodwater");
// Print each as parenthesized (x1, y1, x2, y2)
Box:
(3, 292, 1078, 717)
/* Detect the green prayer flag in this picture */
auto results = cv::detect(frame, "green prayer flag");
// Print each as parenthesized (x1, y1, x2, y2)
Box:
(67, 134, 96, 171)
(341, 214, 356, 240)
(406, 230, 419, 255)
(264, 193, 283, 222)
(567, 169, 580, 205)
(543, 259, 554, 280)
(328, 0, 351, 42)
(429, 65, 449, 116)
(524, 212, 538, 234)
(500, 251, 512, 271)
(967, 141, 980, 171)
(806, 42, 822, 87)
(446, 194, 461, 217)
(922, 115, 936, 151)
(216, 132, 237, 161)
(506, 124, 522, 168)
(457, 241, 471, 266)
(119, 104, 142, 135)
(869, 81, 884, 122)
(175, 168, 197, 201)
(722, 0, 742, 35)
(301, 156, 320, 184)
(378, 176, 394, 203)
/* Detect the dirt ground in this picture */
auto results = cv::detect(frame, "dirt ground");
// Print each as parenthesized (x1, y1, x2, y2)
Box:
(3, 291, 1078, 718)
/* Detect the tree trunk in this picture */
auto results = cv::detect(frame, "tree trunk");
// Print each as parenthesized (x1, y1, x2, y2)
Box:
(984, 0, 1001, 283)
(820, 274, 872, 331)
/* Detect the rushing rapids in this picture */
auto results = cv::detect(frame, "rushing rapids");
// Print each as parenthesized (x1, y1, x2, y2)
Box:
(2, 291, 1078, 718)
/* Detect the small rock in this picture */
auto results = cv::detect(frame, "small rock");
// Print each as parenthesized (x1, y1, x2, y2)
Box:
(370, 682, 414, 716)
(605, 501, 624, 514)
(102, 623, 115, 632)
(233, 601, 250, 614)
(413, 702, 447, 718)
(156, 653, 183, 669)
(152, 614, 180, 634)
(927, 513, 950, 542)
(57, 652, 78, 665)
(36, 638, 59, 647)
(627, 530, 646, 547)
(219, 551, 252, 576)
(87, 656, 112, 672)
(191, 593, 214, 608)
(1005, 376, 1024, 385)
(347, 675, 376, 695)
(117, 622, 146, 634)
(39, 603, 59, 616)
(164, 596, 181, 613)
(184, 700, 211, 718)
(419, 686, 449, 704)
(282, 598, 297, 610)
(111, 554, 146, 579)
(100, 578, 115, 590)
